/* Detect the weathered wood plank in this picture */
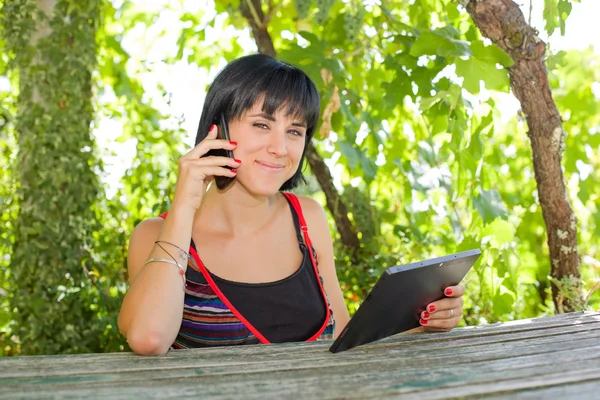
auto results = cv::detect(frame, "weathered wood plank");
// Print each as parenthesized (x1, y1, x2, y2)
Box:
(2, 339, 599, 398)
(2, 318, 598, 379)
(1, 312, 595, 369)
(0, 311, 597, 399)
(0, 322, 600, 387)
(411, 367, 600, 400)
(2, 354, 599, 399)
(481, 380, 600, 400)
(2, 326, 599, 386)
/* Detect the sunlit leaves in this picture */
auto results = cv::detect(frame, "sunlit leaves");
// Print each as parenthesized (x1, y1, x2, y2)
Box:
(455, 40, 513, 94)
(474, 189, 509, 224)
(483, 218, 515, 247)
(2, 0, 599, 356)
(410, 26, 471, 58)
(294, 0, 311, 20)
(544, 0, 578, 36)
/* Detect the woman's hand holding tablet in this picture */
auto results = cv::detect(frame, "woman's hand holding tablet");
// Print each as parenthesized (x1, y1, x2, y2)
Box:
(419, 284, 465, 331)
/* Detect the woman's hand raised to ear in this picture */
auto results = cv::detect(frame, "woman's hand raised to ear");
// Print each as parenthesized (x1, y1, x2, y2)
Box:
(172, 124, 241, 211)
(419, 284, 465, 331)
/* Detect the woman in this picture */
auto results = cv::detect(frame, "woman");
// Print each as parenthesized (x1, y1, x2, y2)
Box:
(117, 54, 465, 356)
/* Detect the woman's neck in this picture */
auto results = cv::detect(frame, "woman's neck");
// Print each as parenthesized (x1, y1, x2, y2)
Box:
(194, 184, 281, 238)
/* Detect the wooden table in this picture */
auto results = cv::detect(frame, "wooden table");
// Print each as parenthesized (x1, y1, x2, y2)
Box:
(1, 311, 599, 399)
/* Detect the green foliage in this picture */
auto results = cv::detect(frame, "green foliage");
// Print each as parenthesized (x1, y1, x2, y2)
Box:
(2, 0, 109, 355)
(544, 0, 579, 36)
(294, 0, 312, 20)
(0, 0, 598, 356)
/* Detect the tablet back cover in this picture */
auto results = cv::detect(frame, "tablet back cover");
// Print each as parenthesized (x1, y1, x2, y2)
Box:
(329, 249, 481, 353)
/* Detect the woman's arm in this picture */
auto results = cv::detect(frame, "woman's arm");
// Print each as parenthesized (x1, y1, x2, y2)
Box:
(298, 196, 351, 337)
(117, 202, 196, 355)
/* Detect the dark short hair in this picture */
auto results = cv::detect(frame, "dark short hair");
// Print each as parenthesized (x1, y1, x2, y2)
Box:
(194, 54, 320, 191)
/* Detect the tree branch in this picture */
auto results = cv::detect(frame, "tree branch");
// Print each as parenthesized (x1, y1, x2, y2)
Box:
(461, 0, 584, 312)
(240, 0, 275, 56)
(242, 0, 263, 28)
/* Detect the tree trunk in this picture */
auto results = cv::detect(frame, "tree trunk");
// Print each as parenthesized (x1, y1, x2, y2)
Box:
(462, 0, 584, 312)
(3, 0, 103, 354)
(240, 0, 361, 254)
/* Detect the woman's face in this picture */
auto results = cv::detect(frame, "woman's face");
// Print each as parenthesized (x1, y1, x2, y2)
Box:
(227, 101, 307, 196)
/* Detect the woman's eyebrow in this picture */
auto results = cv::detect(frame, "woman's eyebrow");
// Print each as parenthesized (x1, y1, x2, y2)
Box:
(249, 112, 276, 121)
(249, 112, 306, 128)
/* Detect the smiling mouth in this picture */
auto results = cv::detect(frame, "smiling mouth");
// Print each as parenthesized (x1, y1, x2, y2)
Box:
(256, 161, 285, 171)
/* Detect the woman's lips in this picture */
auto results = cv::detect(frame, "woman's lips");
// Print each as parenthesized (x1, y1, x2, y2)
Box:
(255, 161, 285, 171)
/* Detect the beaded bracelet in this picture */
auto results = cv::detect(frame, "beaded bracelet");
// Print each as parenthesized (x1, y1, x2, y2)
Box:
(144, 257, 186, 289)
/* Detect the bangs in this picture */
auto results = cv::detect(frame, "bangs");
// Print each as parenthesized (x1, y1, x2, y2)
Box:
(226, 65, 320, 133)
(195, 54, 321, 190)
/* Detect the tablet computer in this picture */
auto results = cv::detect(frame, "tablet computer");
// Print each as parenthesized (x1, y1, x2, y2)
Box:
(329, 249, 481, 353)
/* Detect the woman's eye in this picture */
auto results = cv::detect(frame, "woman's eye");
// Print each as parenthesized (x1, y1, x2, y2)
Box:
(289, 130, 303, 136)
(253, 123, 269, 129)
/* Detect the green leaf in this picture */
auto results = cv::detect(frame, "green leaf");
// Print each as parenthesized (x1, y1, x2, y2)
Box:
(338, 141, 360, 168)
(492, 286, 516, 316)
(470, 41, 514, 68)
(544, 0, 560, 35)
(558, 0, 573, 35)
(473, 189, 508, 223)
(420, 86, 460, 112)
(410, 27, 471, 58)
(358, 150, 378, 182)
(544, 0, 574, 36)
(483, 218, 516, 248)
(417, 141, 436, 165)
(455, 57, 510, 94)
(298, 31, 325, 52)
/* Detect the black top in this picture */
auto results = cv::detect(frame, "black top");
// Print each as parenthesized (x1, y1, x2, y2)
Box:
(191, 196, 326, 343)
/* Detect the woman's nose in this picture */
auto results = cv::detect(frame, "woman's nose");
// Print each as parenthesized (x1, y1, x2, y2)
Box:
(267, 130, 287, 156)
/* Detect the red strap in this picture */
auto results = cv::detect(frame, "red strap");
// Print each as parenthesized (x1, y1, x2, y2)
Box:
(188, 247, 271, 344)
(281, 192, 332, 342)
(157, 192, 332, 343)
(157, 211, 270, 343)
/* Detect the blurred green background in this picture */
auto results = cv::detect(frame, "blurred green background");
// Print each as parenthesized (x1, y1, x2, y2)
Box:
(0, 0, 598, 356)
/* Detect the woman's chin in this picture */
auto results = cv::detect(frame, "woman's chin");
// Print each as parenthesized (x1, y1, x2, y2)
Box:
(237, 178, 289, 197)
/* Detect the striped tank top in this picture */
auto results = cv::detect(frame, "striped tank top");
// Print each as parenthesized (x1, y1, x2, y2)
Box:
(158, 192, 336, 348)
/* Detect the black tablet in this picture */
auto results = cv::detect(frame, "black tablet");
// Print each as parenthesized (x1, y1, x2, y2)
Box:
(329, 249, 481, 353)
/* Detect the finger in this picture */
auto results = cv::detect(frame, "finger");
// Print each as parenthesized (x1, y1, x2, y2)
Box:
(420, 315, 460, 331)
(194, 156, 241, 169)
(185, 125, 236, 159)
(443, 284, 465, 298)
(425, 296, 463, 314)
(185, 139, 237, 160)
(190, 165, 238, 179)
(422, 307, 461, 321)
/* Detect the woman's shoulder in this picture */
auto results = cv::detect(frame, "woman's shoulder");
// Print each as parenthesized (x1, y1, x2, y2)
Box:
(294, 194, 325, 214)
(293, 194, 328, 231)
(130, 217, 166, 243)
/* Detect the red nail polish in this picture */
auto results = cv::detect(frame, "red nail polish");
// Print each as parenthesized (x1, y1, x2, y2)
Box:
(429, 305, 436, 312)
(231, 169, 237, 173)
(234, 159, 241, 163)
(420, 319, 428, 325)
(423, 311, 430, 319)
(209, 124, 215, 131)
(445, 288, 453, 296)
(230, 141, 237, 146)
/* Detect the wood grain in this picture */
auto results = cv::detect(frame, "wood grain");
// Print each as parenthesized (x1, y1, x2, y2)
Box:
(1, 311, 598, 399)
